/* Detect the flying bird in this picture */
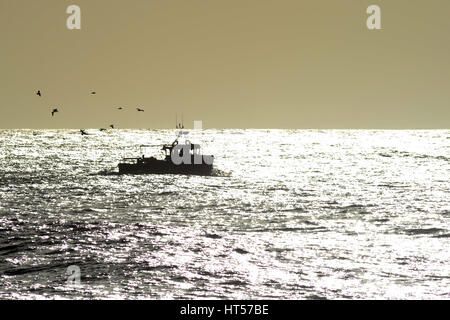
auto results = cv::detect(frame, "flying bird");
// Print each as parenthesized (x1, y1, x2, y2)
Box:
(80, 129, 88, 135)
(136, 108, 144, 112)
(110, 124, 114, 129)
(117, 107, 123, 110)
(99, 128, 106, 132)
(91, 91, 96, 95)
(36, 90, 41, 97)
(51, 108, 58, 117)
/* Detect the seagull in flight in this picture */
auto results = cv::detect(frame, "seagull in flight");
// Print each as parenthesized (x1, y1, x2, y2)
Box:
(91, 91, 96, 95)
(136, 107, 144, 112)
(36, 90, 41, 97)
(117, 107, 123, 110)
(51, 108, 58, 117)
(110, 124, 114, 129)
(80, 129, 88, 135)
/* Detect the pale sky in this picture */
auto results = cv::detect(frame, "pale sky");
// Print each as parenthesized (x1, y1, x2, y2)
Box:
(1, 0, 449, 129)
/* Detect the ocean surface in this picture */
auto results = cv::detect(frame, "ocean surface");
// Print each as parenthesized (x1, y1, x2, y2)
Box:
(0, 129, 449, 299)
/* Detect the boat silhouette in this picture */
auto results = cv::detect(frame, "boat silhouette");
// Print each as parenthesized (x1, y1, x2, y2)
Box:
(118, 132, 214, 176)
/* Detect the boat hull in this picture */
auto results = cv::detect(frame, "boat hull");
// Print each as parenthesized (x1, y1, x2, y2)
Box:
(118, 160, 213, 176)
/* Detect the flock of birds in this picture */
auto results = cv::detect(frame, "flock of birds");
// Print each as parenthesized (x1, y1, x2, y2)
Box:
(36, 89, 145, 135)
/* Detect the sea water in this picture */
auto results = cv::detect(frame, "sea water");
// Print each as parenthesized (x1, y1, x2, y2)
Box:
(0, 129, 449, 299)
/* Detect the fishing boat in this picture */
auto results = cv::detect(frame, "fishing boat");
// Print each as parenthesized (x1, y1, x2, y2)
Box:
(118, 132, 214, 176)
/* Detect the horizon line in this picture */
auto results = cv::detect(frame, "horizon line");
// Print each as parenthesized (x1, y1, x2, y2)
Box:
(0, 128, 449, 131)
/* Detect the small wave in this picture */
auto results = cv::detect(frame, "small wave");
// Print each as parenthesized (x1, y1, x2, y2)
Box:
(250, 226, 327, 233)
(371, 218, 389, 223)
(203, 233, 222, 239)
(280, 207, 307, 213)
(267, 187, 289, 191)
(338, 204, 373, 214)
(221, 280, 248, 286)
(211, 169, 231, 177)
(58, 221, 103, 232)
(266, 247, 294, 253)
(341, 204, 372, 209)
(234, 248, 249, 254)
(94, 169, 120, 176)
(377, 183, 409, 189)
(432, 233, 450, 238)
(296, 192, 315, 197)
(378, 153, 393, 158)
(306, 295, 327, 300)
(171, 275, 189, 282)
(157, 191, 176, 196)
(391, 151, 450, 162)
(0, 242, 33, 256)
(404, 228, 446, 235)
(44, 249, 68, 256)
(4, 262, 72, 276)
(142, 265, 178, 272)
(71, 208, 102, 214)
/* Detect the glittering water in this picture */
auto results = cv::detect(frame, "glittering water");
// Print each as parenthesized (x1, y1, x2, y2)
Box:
(0, 129, 449, 299)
